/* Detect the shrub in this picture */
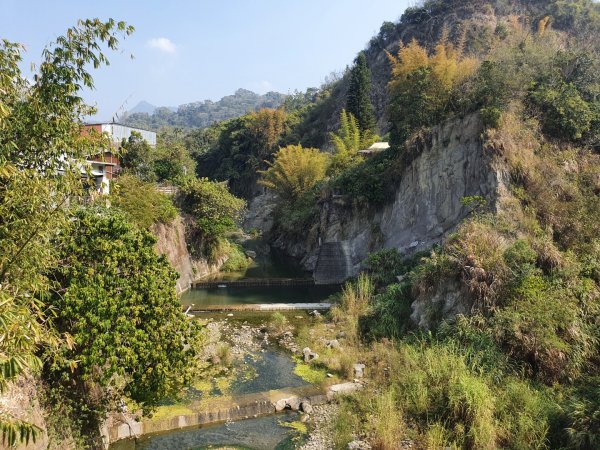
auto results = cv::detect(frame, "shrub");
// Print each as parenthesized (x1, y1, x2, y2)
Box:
(562, 378, 600, 450)
(361, 282, 414, 339)
(332, 274, 374, 345)
(179, 177, 246, 242)
(492, 274, 584, 382)
(529, 81, 595, 140)
(333, 397, 362, 450)
(220, 241, 250, 272)
(368, 390, 406, 450)
(258, 144, 330, 201)
(277, 183, 322, 236)
(215, 343, 232, 367)
(391, 343, 498, 449)
(268, 312, 289, 335)
(111, 174, 177, 229)
(364, 248, 405, 286)
(332, 148, 396, 205)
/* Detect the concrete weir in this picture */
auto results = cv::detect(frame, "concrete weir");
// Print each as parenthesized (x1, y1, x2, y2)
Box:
(187, 302, 332, 312)
(104, 383, 362, 446)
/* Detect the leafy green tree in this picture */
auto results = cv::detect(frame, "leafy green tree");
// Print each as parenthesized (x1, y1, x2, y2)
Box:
(0, 19, 132, 445)
(179, 178, 246, 243)
(120, 131, 156, 181)
(346, 52, 376, 133)
(153, 141, 196, 182)
(195, 108, 288, 198)
(46, 207, 200, 442)
(258, 144, 330, 201)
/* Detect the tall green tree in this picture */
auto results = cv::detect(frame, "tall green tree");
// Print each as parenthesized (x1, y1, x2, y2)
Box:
(346, 51, 376, 133)
(46, 207, 200, 445)
(0, 19, 133, 446)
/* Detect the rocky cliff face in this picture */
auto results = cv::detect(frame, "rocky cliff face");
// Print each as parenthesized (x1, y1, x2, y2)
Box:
(273, 113, 507, 280)
(0, 376, 51, 450)
(152, 216, 224, 293)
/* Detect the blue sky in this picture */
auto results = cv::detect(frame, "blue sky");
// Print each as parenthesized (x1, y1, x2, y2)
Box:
(2, 0, 411, 119)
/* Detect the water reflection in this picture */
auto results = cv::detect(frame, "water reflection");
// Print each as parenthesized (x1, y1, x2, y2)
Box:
(180, 284, 338, 307)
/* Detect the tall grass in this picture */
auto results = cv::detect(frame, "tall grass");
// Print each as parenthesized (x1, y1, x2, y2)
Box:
(332, 273, 374, 345)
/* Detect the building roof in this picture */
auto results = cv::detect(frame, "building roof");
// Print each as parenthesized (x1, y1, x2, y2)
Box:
(83, 122, 156, 134)
(368, 142, 390, 150)
(358, 141, 390, 156)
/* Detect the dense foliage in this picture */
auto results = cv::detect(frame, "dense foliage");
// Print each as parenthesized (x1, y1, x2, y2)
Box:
(178, 177, 246, 256)
(110, 174, 177, 229)
(120, 130, 196, 183)
(387, 32, 477, 148)
(45, 208, 200, 444)
(346, 52, 376, 134)
(0, 19, 133, 445)
(258, 145, 330, 201)
(194, 108, 287, 198)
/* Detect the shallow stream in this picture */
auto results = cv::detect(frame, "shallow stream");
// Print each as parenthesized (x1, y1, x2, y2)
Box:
(109, 411, 301, 450)
(109, 243, 336, 449)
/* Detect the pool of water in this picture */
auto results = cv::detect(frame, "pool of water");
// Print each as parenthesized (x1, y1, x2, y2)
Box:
(181, 284, 339, 307)
(109, 411, 301, 450)
(232, 348, 307, 395)
(203, 241, 309, 281)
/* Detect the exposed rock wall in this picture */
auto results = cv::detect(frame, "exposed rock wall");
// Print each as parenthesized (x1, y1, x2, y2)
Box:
(152, 216, 224, 293)
(0, 376, 50, 450)
(274, 114, 507, 279)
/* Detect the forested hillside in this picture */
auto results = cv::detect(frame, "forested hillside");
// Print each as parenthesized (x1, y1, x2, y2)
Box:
(121, 88, 287, 130)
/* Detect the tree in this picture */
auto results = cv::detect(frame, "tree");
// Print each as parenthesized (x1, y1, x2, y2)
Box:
(179, 178, 246, 244)
(387, 33, 477, 147)
(153, 140, 196, 182)
(347, 52, 376, 133)
(120, 131, 155, 181)
(46, 207, 200, 444)
(258, 145, 330, 201)
(195, 109, 288, 198)
(0, 19, 133, 445)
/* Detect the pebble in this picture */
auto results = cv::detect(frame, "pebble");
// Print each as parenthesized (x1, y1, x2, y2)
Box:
(298, 403, 338, 450)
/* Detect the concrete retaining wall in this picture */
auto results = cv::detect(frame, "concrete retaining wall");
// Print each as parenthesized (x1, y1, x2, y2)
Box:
(105, 383, 361, 446)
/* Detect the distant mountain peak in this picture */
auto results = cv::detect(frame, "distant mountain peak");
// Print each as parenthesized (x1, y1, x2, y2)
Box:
(128, 100, 157, 115)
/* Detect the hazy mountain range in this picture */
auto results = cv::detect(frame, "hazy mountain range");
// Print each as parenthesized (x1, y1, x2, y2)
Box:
(121, 89, 287, 130)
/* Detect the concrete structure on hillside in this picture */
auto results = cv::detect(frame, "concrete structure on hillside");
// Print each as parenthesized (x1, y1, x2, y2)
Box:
(358, 141, 390, 157)
(313, 241, 352, 284)
(81, 122, 156, 195)
(83, 122, 156, 147)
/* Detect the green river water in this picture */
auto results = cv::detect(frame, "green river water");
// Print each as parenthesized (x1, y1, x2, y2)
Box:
(109, 244, 339, 449)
